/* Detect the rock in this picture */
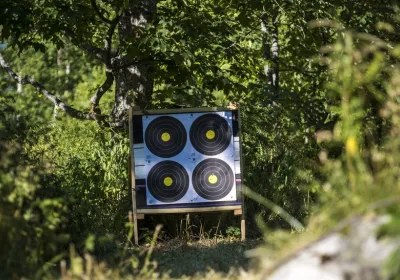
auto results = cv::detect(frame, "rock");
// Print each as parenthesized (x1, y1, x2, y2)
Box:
(268, 215, 398, 280)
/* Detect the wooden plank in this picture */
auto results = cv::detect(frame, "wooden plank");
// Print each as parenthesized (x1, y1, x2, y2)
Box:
(234, 209, 242, 216)
(137, 213, 145, 220)
(129, 108, 139, 245)
(133, 107, 235, 115)
(136, 205, 241, 214)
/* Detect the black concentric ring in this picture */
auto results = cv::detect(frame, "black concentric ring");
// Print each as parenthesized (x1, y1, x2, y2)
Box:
(145, 116, 186, 158)
(192, 158, 234, 200)
(147, 161, 189, 203)
(189, 114, 231, 156)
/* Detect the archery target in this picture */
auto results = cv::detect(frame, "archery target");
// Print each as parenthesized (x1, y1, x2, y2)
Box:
(142, 111, 237, 205)
(192, 158, 235, 200)
(189, 114, 232, 156)
(147, 161, 189, 203)
(144, 116, 186, 158)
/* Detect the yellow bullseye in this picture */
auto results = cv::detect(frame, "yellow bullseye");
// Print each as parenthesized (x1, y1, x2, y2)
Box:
(161, 132, 171, 142)
(208, 174, 218, 184)
(206, 130, 216, 140)
(163, 177, 173, 187)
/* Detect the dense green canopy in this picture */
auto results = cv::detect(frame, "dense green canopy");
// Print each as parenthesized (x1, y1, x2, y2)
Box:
(1, 0, 397, 126)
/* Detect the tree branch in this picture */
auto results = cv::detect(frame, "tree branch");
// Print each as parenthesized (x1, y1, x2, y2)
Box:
(64, 28, 107, 62)
(227, 22, 260, 50)
(261, 8, 280, 91)
(91, 0, 114, 24)
(104, 16, 119, 61)
(113, 51, 177, 69)
(0, 52, 107, 123)
(90, 69, 114, 112)
(86, 19, 118, 112)
(111, 55, 142, 69)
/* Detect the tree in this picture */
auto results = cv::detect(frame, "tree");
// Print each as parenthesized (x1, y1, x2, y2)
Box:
(1, 1, 399, 127)
(0, 0, 256, 128)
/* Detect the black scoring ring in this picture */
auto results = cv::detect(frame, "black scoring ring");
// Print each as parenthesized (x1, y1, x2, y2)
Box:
(145, 116, 186, 158)
(192, 158, 234, 200)
(189, 114, 231, 156)
(147, 161, 189, 203)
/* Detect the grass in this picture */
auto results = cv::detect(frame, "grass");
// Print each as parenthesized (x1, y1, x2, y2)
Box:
(141, 238, 262, 279)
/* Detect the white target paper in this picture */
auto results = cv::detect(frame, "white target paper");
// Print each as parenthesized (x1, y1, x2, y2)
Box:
(142, 111, 237, 205)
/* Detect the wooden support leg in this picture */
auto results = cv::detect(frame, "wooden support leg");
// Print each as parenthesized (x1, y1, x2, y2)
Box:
(133, 213, 139, 245)
(241, 213, 246, 241)
(129, 211, 139, 245)
(241, 218, 246, 241)
(129, 111, 139, 245)
(131, 186, 139, 245)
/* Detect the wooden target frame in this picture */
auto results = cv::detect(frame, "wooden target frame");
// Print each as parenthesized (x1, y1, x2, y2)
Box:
(129, 107, 245, 245)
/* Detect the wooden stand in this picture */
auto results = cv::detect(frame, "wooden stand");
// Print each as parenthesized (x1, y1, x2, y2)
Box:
(128, 107, 246, 245)
(130, 204, 245, 245)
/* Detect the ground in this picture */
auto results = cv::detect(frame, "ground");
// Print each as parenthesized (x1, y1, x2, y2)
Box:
(143, 238, 261, 278)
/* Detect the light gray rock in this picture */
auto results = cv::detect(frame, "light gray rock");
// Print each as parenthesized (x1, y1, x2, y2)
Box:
(268, 216, 398, 280)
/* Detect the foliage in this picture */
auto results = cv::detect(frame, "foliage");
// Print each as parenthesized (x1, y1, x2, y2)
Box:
(0, 43, 99, 124)
(26, 119, 130, 243)
(283, 22, 400, 279)
(308, 22, 400, 226)
(0, 41, 129, 277)
(225, 226, 241, 239)
(0, 92, 67, 278)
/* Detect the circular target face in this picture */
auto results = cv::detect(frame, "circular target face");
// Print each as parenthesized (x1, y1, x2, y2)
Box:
(145, 116, 187, 158)
(190, 114, 232, 156)
(192, 158, 234, 200)
(147, 161, 189, 203)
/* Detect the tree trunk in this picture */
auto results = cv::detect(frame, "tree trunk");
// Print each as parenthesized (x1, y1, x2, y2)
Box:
(113, 63, 153, 121)
(261, 7, 280, 93)
(112, 0, 157, 124)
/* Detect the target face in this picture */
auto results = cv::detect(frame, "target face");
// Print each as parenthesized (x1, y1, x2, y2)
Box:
(147, 161, 189, 203)
(145, 116, 187, 158)
(192, 158, 234, 200)
(141, 111, 238, 205)
(190, 114, 232, 156)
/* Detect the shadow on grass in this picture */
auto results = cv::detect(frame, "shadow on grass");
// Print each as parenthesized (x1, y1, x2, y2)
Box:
(150, 239, 261, 278)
